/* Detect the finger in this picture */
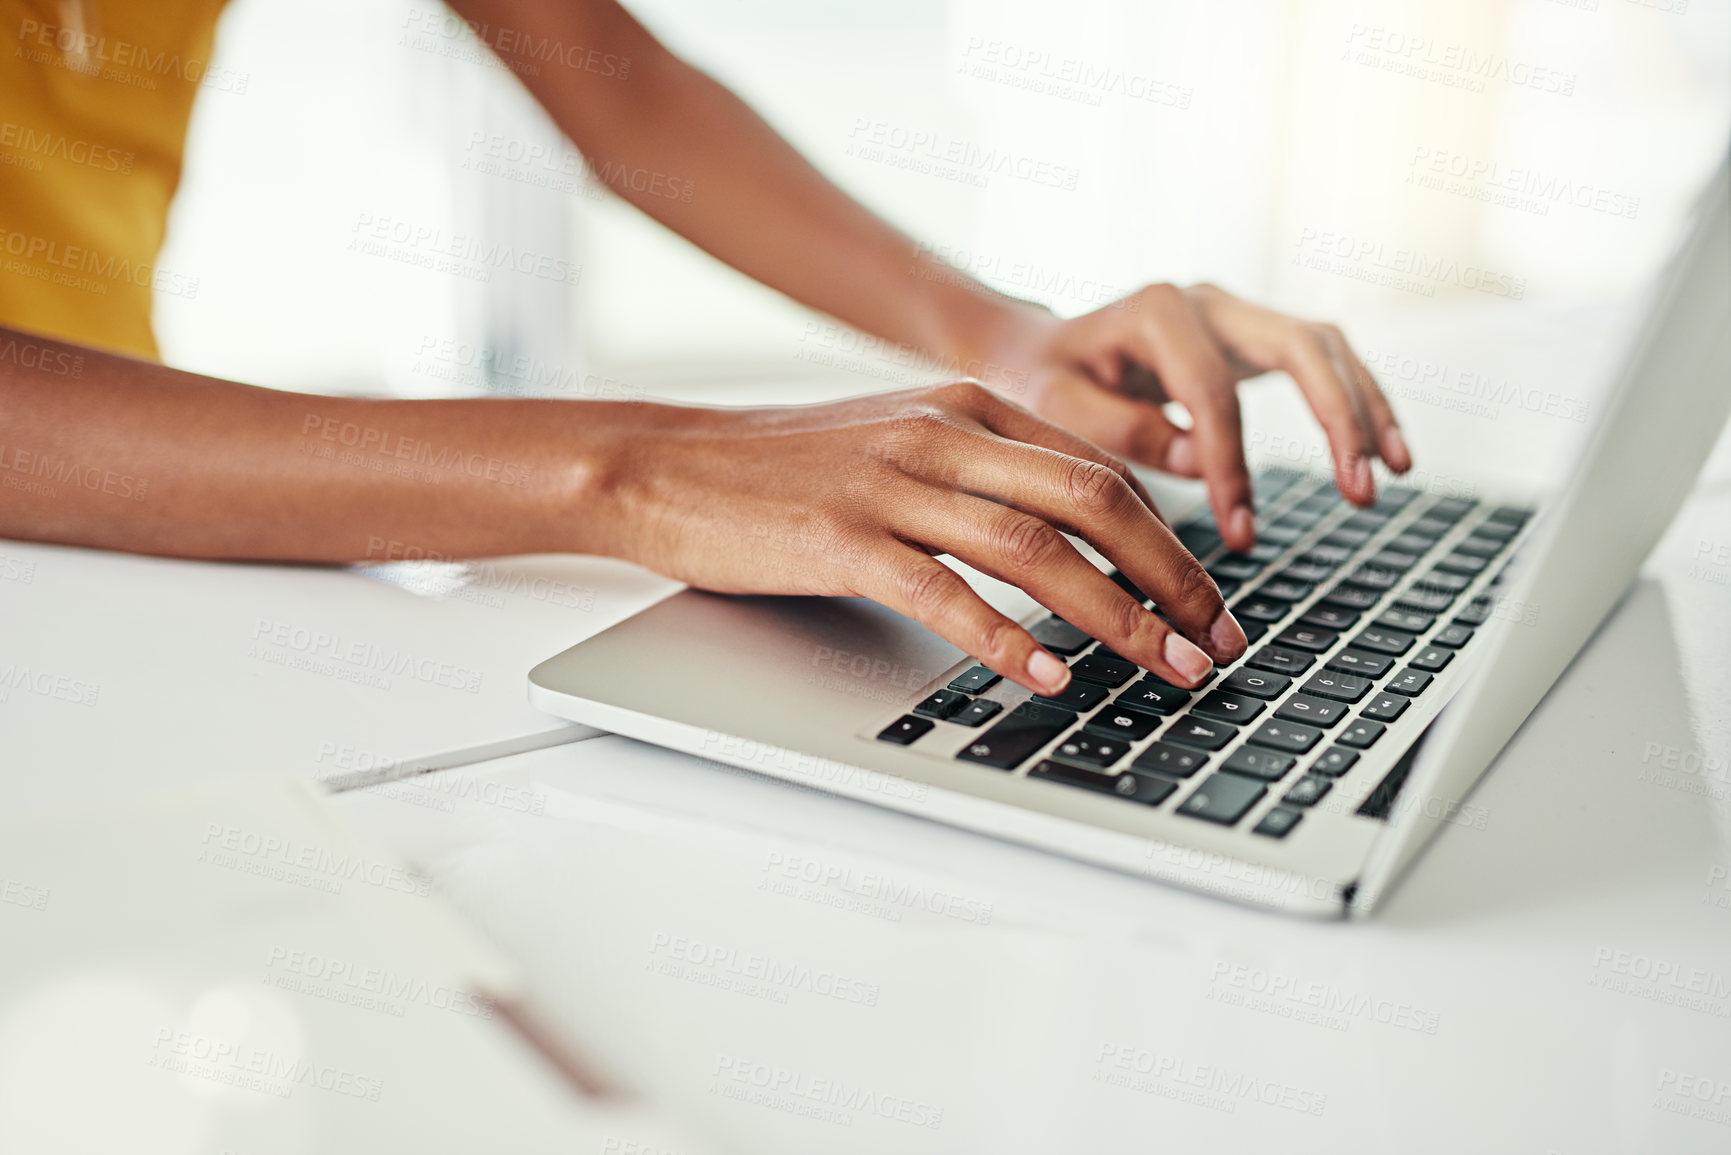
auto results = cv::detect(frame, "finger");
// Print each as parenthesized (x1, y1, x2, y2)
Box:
(1116, 286, 1256, 550)
(1280, 328, 1380, 506)
(907, 428, 1246, 665)
(854, 542, 1073, 696)
(1335, 340, 1411, 473)
(893, 488, 1218, 687)
(1025, 372, 1199, 479)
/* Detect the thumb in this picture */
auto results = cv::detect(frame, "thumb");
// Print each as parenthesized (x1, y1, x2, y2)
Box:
(1039, 374, 1194, 474)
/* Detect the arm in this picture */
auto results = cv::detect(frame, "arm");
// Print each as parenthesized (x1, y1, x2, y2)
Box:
(454, 0, 1413, 550)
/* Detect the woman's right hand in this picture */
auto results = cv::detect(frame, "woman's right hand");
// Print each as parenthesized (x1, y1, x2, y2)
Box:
(594, 381, 1247, 696)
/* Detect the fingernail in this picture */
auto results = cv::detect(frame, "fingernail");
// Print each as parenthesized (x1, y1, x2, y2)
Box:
(1164, 631, 1214, 684)
(1208, 608, 1247, 661)
(1228, 505, 1255, 546)
(1027, 648, 1070, 693)
(1164, 435, 1198, 476)
(1351, 455, 1373, 499)
(1381, 427, 1410, 472)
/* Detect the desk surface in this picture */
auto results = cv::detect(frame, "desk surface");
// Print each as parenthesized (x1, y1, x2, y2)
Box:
(6, 301, 1731, 1152)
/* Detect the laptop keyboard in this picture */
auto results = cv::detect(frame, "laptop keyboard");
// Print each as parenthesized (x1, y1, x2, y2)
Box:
(875, 467, 1534, 841)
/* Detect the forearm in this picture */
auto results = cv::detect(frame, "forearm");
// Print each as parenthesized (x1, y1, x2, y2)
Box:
(0, 327, 634, 562)
(456, 0, 1042, 371)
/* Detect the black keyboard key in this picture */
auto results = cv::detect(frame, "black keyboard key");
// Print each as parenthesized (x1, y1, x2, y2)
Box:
(1455, 596, 1494, 626)
(1453, 535, 1504, 559)
(957, 702, 1076, 769)
(1294, 492, 1339, 514)
(1420, 569, 1473, 593)
(1274, 510, 1322, 530)
(1486, 504, 1531, 525)
(1236, 596, 1292, 624)
(1175, 522, 1222, 557)
(1346, 564, 1400, 591)
(1177, 773, 1267, 826)
(1070, 653, 1137, 687)
(1028, 761, 1177, 806)
(1435, 552, 1488, 576)
(1433, 624, 1475, 648)
(1320, 583, 1381, 611)
(1164, 715, 1238, 751)
(1429, 497, 1478, 521)
(877, 715, 933, 745)
(1375, 487, 1419, 510)
(1281, 776, 1332, 807)
(1134, 742, 1209, 778)
(1029, 617, 1091, 656)
(1220, 746, 1297, 781)
(948, 665, 1001, 694)
(1327, 649, 1394, 677)
(1343, 511, 1390, 532)
(1248, 719, 1324, 754)
(1472, 519, 1519, 541)
(952, 698, 1004, 727)
(1374, 608, 1434, 634)
(1222, 668, 1291, 699)
(1257, 578, 1315, 603)
(1395, 586, 1456, 614)
(1245, 540, 1286, 563)
(1278, 560, 1335, 585)
(1258, 522, 1305, 545)
(1352, 627, 1415, 656)
(1034, 680, 1111, 712)
(913, 689, 970, 720)
(1408, 516, 1452, 538)
(1208, 556, 1265, 583)
(1322, 527, 1372, 549)
(1389, 532, 1434, 555)
(1274, 694, 1347, 728)
(1119, 678, 1191, 715)
(1241, 620, 1268, 645)
(1410, 645, 1454, 672)
(1051, 732, 1131, 769)
(1360, 692, 1409, 722)
(1085, 705, 1164, 741)
(1301, 603, 1360, 631)
(1192, 690, 1267, 725)
(1275, 625, 1338, 653)
(1311, 746, 1360, 776)
(1367, 550, 1420, 573)
(1252, 807, 1303, 839)
(1247, 646, 1315, 676)
(1385, 668, 1433, 696)
(1338, 718, 1386, 749)
(1302, 670, 1373, 703)
(1304, 543, 1353, 567)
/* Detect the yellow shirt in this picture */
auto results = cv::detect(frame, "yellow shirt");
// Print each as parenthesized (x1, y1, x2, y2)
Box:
(1, 0, 229, 360)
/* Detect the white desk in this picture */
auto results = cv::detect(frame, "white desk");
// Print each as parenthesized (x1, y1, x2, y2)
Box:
(6, 301, 1731, 1152)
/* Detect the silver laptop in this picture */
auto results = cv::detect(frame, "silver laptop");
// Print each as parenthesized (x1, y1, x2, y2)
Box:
(528, 156, 1730, 918)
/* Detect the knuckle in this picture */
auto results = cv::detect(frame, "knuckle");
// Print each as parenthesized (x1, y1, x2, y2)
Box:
(1063, 459, 1128, 518)
(994, 514, 1063, 572)
(897, 561, 960, 615)
(934, 378, 993, 411)
(1166, 558, 1221, 616)
(977, 616, 1025, 664)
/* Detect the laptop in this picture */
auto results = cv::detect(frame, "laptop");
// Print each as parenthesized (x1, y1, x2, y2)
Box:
(527, 155, 1731, 918)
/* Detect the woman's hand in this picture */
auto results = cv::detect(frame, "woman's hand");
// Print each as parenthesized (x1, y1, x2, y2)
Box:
(975, 284, 1411, 553)
(599, 381, 1247, 696)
